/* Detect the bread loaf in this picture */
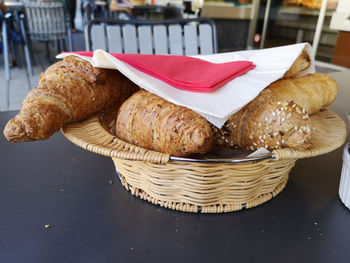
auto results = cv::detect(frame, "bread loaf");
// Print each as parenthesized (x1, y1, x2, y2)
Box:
(214, 73, 338, 151)
(213, 89, 312, 151)
(4, 56, 138, 142)
(115, 90, 213, 157)
(268, 73, 338, 115)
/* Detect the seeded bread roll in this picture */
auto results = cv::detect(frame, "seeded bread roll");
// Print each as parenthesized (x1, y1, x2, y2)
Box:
(283, 50, 311, 78)
(214, 73, 338, 151)
(115, 90, 213, 157)
(214, 89, 312, 151)
(268, 73, 338, 115)
(4, 56, 138, 142)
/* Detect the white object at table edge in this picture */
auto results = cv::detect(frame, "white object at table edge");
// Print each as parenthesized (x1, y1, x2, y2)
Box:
(57, 43, 315, 128)
(339, 143, 350, 210)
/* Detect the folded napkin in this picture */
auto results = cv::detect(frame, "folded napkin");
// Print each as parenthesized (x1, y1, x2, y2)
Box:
(57, 43, 315, 128)
(64, 51, 255, 92)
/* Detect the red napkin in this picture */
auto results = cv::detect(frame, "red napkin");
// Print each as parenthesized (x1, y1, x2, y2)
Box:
(64, 51, 256, 92)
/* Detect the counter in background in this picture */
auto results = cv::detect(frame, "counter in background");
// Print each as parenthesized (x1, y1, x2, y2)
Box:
(200, 2, 256, 52)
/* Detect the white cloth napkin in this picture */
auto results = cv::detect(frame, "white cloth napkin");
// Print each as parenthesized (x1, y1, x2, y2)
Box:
(57, 43, 315, 128)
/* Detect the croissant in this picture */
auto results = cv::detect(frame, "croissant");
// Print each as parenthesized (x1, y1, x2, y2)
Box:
(214, 73, 338, 151)
(283, 50, 311, 78)
(4, 56, 137, 142)
(267, 73, 338, 115)
(115, 90, 213, 157)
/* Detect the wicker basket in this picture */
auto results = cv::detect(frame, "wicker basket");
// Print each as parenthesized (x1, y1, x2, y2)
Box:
(61, 108, 346, 213)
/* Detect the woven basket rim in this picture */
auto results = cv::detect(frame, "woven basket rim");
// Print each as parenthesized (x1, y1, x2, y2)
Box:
(61, 108, 347, 164)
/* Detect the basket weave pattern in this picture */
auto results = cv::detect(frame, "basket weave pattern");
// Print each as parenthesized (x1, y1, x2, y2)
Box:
(62, 109, 346, 213)
(114, 158, 294, 213)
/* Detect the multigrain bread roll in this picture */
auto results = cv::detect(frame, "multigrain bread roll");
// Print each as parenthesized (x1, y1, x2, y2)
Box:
(4, 56, 138, 142)
(214, 73, 338, 151)
(283, 50, 311, 78)
(115, 90, 213, 157)
(213, 89, 312, 151)
(267, 73, 338, 115)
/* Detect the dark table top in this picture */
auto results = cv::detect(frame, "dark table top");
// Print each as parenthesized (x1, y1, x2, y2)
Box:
(1, 72, 350, 263)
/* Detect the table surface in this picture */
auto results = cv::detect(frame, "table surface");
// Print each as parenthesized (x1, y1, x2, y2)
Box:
(1, 72, 350, 263)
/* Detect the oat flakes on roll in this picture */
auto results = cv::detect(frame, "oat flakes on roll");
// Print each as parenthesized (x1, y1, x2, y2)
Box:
(214, 89, 312, 151)
(115, 90, 213, 157)
(214, 73, 338, 151)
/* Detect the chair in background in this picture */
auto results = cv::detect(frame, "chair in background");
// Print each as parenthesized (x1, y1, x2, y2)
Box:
(23, 0, 73, 61)
(1, 11, 12, 80)
(85, 17, 217, 55)
(1, 7, 33, 80)
(82, 0, 108, 28)
(82, 0, 95, 27)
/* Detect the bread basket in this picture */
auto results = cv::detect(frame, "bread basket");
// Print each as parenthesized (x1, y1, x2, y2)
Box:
(61, 108, 346, 213)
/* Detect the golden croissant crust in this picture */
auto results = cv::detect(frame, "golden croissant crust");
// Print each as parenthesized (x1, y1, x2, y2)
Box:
(268, 73, 338, 115)
(115, 90, 213, 157)
(283, 50, 311, 78)
(4, 56, 138, 142)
